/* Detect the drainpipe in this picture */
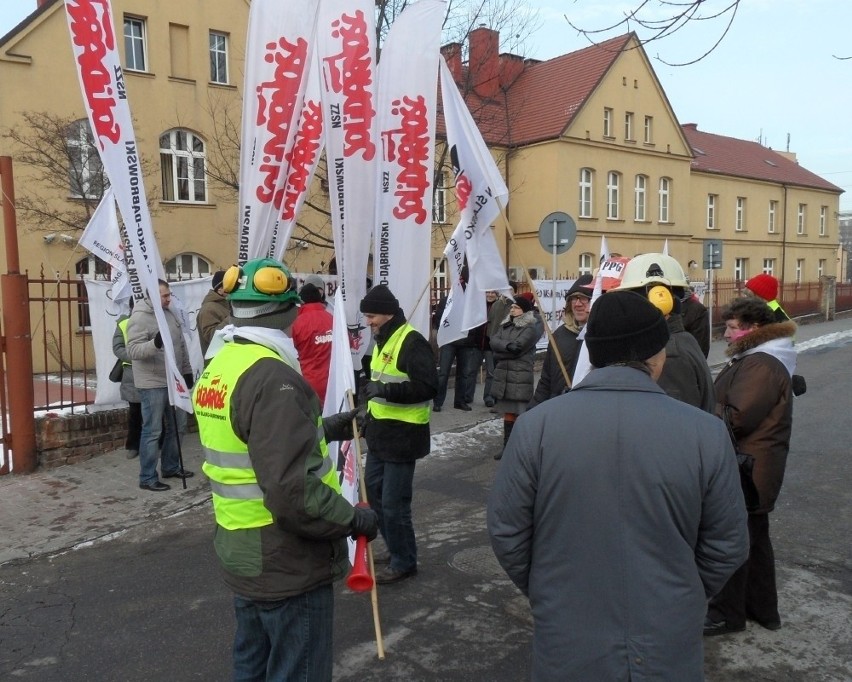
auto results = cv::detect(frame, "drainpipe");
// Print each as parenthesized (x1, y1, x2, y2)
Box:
(780, 185, 788, 290)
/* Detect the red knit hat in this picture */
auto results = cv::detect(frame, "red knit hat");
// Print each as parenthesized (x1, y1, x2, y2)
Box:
(745, 273, 778, 302)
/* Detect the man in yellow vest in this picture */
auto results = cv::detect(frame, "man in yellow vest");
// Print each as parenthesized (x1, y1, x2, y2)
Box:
(193, 258, 377, 681)
(360, 284, 438, 584)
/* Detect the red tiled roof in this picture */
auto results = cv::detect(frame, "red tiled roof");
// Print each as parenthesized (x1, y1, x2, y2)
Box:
(682, 123, 842, 193)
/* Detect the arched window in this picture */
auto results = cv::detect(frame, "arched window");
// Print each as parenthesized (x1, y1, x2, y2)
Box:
(579, 252, 594, 276)
(578, 168, 593, 218)
(67, 119, 106, 199)
(160, 129, 207, 203)
(165, 253, 212, 280)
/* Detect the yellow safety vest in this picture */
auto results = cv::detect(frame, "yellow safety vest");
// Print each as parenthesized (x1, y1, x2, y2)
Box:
(368, 323, 431, 424)
(118, 318, 131, 367)
(193, 342, 340, 531)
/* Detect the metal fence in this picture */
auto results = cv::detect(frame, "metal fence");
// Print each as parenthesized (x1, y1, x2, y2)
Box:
(28, 267, 96, 412)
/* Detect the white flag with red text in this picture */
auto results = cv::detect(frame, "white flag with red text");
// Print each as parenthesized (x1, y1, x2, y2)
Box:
(374, 0, 445, 337)
(237, 0, 320, 264)
(64, 0, 191, 412)
(436, 57, 511, 346)
(316, 2, 377, 363)
(77, 188, 131, 306)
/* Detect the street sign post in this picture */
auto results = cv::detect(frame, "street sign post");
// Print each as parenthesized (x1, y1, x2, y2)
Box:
(538, 212, 577, 325)
(702, 239, 723, 350)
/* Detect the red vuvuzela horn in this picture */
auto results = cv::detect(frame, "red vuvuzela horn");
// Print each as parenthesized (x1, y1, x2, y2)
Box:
(346, 534, 374, 592)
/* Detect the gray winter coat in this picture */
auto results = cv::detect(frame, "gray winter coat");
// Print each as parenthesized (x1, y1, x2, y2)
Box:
(112, 315, 139, 403)
(488, 366, 748, 681)
(126, 297, 191, 389)
(489, 311, 539, 402)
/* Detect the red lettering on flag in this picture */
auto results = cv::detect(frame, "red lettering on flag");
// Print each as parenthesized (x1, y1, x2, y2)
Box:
(381, 95, 430, 224)
(280, 99, 323, 221)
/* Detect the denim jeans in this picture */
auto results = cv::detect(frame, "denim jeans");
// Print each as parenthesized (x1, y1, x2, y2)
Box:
(483, 350, 496, 401)
(465, 349, 484, 404)
(434, 344, 478, 408)
(138, 387, 186, 486)
(364, 455, 417, 573)
(232, 585, 334, 682)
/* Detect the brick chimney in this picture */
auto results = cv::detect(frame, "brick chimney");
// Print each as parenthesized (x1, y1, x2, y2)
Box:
(499, 53, 525, 89)
(469, 26, 500, 99)
(38, 0, 50, 7)
(440, 42, 463, 83)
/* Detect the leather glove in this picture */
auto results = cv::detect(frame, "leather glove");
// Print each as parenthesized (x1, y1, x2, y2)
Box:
(363, 381, 385, 401)
(153, 332, 163, 349)
(350, 505, 378, 541)
(322, 409, 358, 442)
(506, 341, 521, 353)
(182, 373, 194, 390)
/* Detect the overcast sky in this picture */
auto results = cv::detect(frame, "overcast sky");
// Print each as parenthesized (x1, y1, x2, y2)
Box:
(1, 0, 849, 210)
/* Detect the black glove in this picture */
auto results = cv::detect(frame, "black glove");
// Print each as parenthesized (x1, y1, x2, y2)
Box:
(350, 505, 378, 541)
(153, 332, 163, 349)
(322, 409, 358, 442)
(506, 341, 521, 354)
(183, 373, 194, 390)
(363, 381, 385, 401)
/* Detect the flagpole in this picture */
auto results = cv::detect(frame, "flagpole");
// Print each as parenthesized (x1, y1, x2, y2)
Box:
(494, 197, 574, 390)
(346, 389, 386, 660)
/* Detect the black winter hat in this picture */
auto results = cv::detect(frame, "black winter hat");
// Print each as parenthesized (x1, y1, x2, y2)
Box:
(565, 274, 594, 304)
(585, 290, 669, 368)
(211, 270, 226, 291)
(299, 283, 324, 304)
(360, 284, 400, 315)
(513, 295, 534, 313)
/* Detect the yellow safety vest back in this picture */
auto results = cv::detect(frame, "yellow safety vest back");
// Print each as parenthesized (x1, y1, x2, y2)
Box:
(194, 342, 340, 531)
(118, 318, 131, 367)
(368, 323, 430, 424)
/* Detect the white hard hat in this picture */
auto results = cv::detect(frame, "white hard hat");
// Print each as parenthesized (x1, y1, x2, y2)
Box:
(615, 253, 688, 290)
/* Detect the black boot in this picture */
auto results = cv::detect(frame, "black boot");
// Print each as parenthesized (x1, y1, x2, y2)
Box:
(494, 420, 514, 460)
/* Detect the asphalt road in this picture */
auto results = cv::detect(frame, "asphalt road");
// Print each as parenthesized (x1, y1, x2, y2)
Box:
(1, 339, 850, 681)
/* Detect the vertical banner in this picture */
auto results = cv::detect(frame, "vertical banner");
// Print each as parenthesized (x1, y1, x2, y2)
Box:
(64, 0, 191, 412)
(374, 0, 445, 337)
(316, 2, 378, 362)
(437, 58, 511, 346)
(237, 0, 320, 264)
(77, 188, 131, 306)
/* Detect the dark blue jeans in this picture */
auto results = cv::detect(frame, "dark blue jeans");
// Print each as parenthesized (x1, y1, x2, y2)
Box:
(364, 455, 417, 573)
(232, 585, 334, 682)
(434, 344, 477, 408)
(138, 387, 186, 486)
(483, 350, 496, 402)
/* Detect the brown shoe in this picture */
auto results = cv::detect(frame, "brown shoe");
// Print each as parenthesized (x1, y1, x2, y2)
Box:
(375, 566, 417, 585)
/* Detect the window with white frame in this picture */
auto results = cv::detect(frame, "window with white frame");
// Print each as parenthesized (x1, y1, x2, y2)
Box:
(124, 16, 147, 71)
(432, 171, 447, 223)
(624, 112, 634, 141)
(603, 108, 613, 137)
(768, 200, 777, 233)
(606, 171, 620, 219)
(797, 203, 806, 234)
(735, 197, 746, 231)
(165, 253, 212, 280)
(67, 119, 106, 199)
(432, 258, 448, 301)
(160, 129, 207, 203)
(659, 178, 670, 223)
(734, 257, 748, 282)
(818, 259, 826, 278)
(634, 175, 647, 221)
(579, 252, 594, 276)
(763, 258, 775, 275)
(209, 31, 229, 84)
(819, 205, 827, 236)
(795, 258, 804, 284)
(644, 116, 653, 144)
(707, 194, 717, 229)
(579, 168, 593, 218)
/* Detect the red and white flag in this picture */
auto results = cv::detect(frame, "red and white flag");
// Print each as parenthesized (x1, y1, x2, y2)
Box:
(374, 0, 445, 337)
(64, 0, 191, 412)
(237, 0, 320, 264)
(316, 2, 378, 362)
(436, 58, 511, 346)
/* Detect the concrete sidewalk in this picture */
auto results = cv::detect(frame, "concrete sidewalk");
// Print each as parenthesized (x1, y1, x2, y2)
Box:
(1, 312, 848, 567)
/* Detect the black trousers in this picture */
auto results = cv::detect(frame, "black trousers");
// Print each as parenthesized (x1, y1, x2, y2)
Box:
(708, 513, 778, 627)
(125, 401, 142, 451)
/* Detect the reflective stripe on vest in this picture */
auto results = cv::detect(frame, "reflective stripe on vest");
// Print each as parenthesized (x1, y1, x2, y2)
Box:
(118, 318, 131, 367)
(193, 342, 340, 531)
(368, 323, 430, 424)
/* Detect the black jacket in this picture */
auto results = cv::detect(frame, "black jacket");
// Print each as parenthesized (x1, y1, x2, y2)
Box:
(365, 312, 438, 462)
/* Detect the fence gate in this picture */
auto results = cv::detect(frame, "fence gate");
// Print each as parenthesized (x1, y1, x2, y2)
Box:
(0, 317, 9, 474)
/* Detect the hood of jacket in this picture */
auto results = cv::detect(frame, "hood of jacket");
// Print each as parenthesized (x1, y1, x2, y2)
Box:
(726, 319, 797, 376)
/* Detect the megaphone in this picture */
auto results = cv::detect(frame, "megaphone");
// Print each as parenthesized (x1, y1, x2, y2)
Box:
(346, 534, 374, 592)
